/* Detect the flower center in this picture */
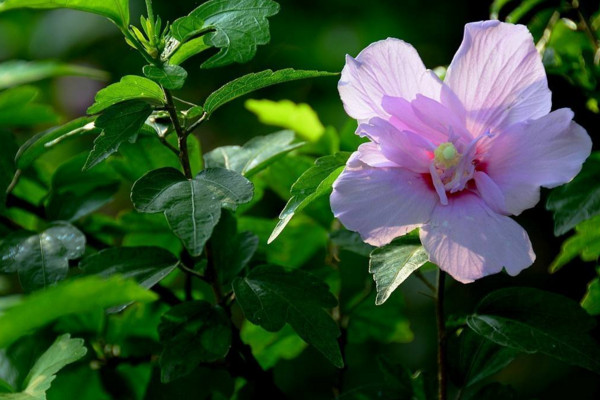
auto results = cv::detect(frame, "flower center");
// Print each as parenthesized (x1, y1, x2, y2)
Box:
(433, 142, 459, 168)
(430, 140, 479, 205)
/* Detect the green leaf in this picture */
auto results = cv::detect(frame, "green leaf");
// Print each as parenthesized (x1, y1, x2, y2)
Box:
(467, 287, 600, 374)
(268, 152, 350, 243)
(209, 211, 258, 287)
(550, 214, 600, 272)
(203, 130, 303, 177)
(79, 246, 178, 289)
(245, 99, 326, 142)
(87, 75, 165, 114)
(0, 0, 130, 29)
(0, 86, 57, 126)
(369, 236, 429, 305)
(203, 69, 337, 116)
(142, 65, 187, 90)
(170, 0, 280, 68)
(240, 323, 306, 370)
(0, 222, 86, 292)
(15, 117, 99, 170)
(168, 37, 211, 66)
(131, 167, 253, 256)
(158, 300, 231, 383)
(85, 101, 153, 170)
(0, 334, 87, 400)
(0, 60, 107, 90)
(233, 264, 343, 368)
(330, 229, 374, 257)
(547, 152, 600, 236)
(0, 133, 18, 213)
(582, 272, 600, 316)
(448, 328, 519, 388)
(0, 276, 156, 348)
(46, 154, 120, 221)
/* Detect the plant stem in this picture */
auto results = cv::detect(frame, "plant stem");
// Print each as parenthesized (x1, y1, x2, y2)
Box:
(436, 269, 447, 400)
(164, 89, 193, 179)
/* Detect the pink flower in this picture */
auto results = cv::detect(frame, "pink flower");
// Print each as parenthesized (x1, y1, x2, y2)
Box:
(330, 21, 592, 283)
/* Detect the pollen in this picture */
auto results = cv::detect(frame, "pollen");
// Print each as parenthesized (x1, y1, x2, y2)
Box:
(434, 142, 459, 168)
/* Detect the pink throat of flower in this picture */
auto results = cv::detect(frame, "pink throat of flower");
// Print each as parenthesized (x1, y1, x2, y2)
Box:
(429, 132, 491, 205)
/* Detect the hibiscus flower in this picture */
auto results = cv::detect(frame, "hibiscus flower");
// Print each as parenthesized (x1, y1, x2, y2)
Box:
(330, 20, 592, 283)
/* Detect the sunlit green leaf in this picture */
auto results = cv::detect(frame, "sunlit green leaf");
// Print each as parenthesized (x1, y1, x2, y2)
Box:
(168, 37, 210, 66)
(203, 69, 337, 116)
(0, 222, 86, 292)
(0, 60, 107, 90)
(582, 271, 600, 316)
(547, 152, 600, 236)
(170, 0, 280, 68)
(158, 300, 231, 382)
(87, 75, 165, 114)
(550, 214, 600, 272)
(269, 152, 349, 243)
(369, 236, 429, 305)
(233, 264, 343, 368)
(467, 287, 600, 373)
(142, 65, 187, 90)
(240, 323, 306, 370)
(131, 167, 253, 256)
(0, 0, 130, 29)
(85, 101, 153, 170)
(0, 276, 156, 348)
(245, 99, 325, 142)
(203, 130, 303, 177)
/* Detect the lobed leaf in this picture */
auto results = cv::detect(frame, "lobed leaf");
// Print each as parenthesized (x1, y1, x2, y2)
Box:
(170, 0, 280, 68)
(131, 167, 253, 256)
(268, 152, 350, 243)
(203, 130, 303, 177)
(233, 264, 343, 368)
(203, 69, 337, 116)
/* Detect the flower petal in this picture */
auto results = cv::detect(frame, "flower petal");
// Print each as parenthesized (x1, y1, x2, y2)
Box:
(473, 171, 507, 214)
(484, 108, 592, 215)
(358, 117, 433, 173)
(355, 142, 399, 168)
(420, 193, 535, 283)
(339, 38, 442, 122)
(331, 153, 438, 246)
(445, 20, 551, 136)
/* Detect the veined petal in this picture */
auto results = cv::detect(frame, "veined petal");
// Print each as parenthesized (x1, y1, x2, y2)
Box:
(420, 193, 535, 283)
(484, 108, 592, 215)
(358, 117, 433, 173)
(331, 153, 438, 246)
(473, 170, 507, 215)
(338, 38, 442, 122)
(355, 142, 399, 168)
(445, 20, 551, 136)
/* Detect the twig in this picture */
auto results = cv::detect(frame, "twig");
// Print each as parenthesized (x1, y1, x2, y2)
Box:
(436, 270, 447, 400)
(164, 89, 193, 179)
(184, 112, 208, 135)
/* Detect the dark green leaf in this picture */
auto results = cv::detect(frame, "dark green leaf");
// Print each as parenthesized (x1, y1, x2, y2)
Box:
(0, 0, 130, 29)
(0, 60, 107, 89)
(203, 130, 302, 177)
(240, 323, 306, 369)
(330, 229, 374, 257)
(79, 246, 178, 289)
(84, 101, 153, 170)
(131, 167, 253, 256)
(87, 75, 165, 114)
(547, 152, 600, 236)
(233, 264, 343, 368)
(448, 328, 518, 388)
(550, 214, 600, 272)
(467, 287, 600, 373)
(15, 117, 98, 170)
(46, 154, 120, 221)
(0, 86, 57, 126)
(0, 222, 86, 292)
(209, 211, 258, 287)
(0, 276, 156, 348)
(0, 133, 18, 213)
(170, 0, 280, 68)
(268, 152, 350, 243)
(369, 236, 429, 305)
(158, 301, 231, 382)
(462, 383, 518, 400)
(203, 69, 337, 116)
(142, 65, 187, 90)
